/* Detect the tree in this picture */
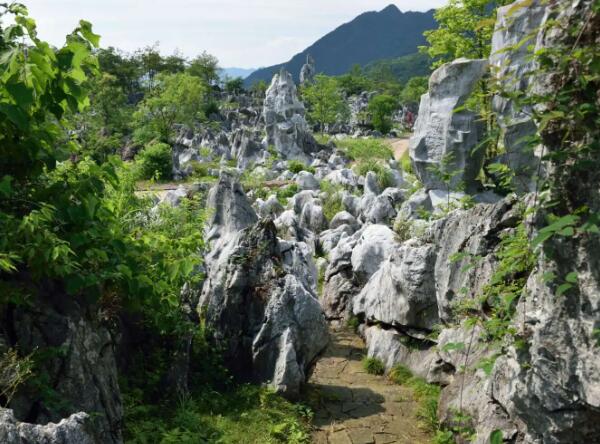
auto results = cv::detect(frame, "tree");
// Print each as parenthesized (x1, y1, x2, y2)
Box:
(250, 79, 268, 97)
(368, 95, 397, 134)
(133, 72, 207, 144)
(422, 0, 512, 67)
(137, 43, 163, 89)
(187, 51, 220, 86)
(161, 50, 187, 74)
(302, 74, 348, 133)
(224, 77, 244, 94)
(97, 47, 142, 95)
(337, 64, 373, 96)
(400, 77, 429, 107)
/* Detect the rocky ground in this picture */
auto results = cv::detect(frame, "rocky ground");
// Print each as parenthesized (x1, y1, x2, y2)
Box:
(305, 328, 431, 444)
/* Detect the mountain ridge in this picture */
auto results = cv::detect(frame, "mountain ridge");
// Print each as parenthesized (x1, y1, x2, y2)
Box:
(245, 4, 436, 86)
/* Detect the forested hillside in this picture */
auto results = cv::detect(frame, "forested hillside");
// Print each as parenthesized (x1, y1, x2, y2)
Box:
(244, 5, 436, 86)
(1, 1, 599, 444)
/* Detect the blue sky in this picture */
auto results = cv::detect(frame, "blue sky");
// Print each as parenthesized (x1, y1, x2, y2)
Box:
(21, 1, 447, 68)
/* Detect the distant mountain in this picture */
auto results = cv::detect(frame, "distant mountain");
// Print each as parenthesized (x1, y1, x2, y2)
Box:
(363, 52, 433, 84)
(220, 67, 256, 80)
(245, 4, 436, 86)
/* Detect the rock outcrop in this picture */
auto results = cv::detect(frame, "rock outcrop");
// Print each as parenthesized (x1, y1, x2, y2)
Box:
(409, 58, 488, 192)
(0, 409, 95, 444)
(263, 69, 321, 162)
(199, 176, 329, 398)
(299, 54, 316, 85)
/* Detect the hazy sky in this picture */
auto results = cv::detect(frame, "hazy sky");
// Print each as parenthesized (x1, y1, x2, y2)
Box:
(21, 1, 447, 68)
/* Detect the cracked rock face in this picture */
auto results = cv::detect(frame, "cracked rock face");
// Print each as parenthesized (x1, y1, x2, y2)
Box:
(299, 54, 316, 85)
(409, 58, 488, 192)
(200, 176, 329, 398)
(0, 409, 96, 444)
(263, 69, 321, 162)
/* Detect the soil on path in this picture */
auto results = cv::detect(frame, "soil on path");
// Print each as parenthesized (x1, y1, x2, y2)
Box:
(385, 138, 410, 161)
(303, 328, 431, 444)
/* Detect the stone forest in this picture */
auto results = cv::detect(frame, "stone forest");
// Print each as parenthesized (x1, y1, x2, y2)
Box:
(0, 1, 599, 443)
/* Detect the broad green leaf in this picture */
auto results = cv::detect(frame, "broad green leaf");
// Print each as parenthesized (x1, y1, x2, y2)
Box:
(78, 20, 101, 47)
(565, 272, 578, 284)
(556, 283, 572, 297)
(489, 429, 503, 444)
(6, 82, 34, 107)
(0, 102, 29, 129)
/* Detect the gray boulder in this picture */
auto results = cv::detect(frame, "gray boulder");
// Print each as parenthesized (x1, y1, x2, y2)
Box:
(324, 169, 358, 188)
(295, 171, 320, 190)
(257, 195, 284, 219)
(299, 200, 328, 234)
(409, 58, 488, 192)
(353, 240, 438, 330)
(329, 211, 359, 231)
(350, 225, 396, 284)
(0, 409, 95, 444)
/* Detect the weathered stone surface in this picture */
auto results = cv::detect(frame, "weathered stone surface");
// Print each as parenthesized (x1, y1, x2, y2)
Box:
(4, 295, 122, 444)
(296, 171, 320, 190)
(263, 69, 321, 162)
(325, 169, 358, 188)
(199, 220, 328, 398)
(330, 211, 359, 232)
(299, 200, 328, 234)
(256, 195, 284, 219)
(409, 58, 488, 191)
(205, 171, 258, 254)
(350, 225, 396, 284)
(353, 240, 438, 330)
(299, 54, 316, 85)
(0, 409, 95, 444)
(490, 0, 547, 193)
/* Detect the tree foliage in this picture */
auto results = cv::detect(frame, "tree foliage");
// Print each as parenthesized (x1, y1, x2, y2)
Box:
(302, 74, 348, 132)
(133, 72, 207, 144)
(368, 94, 397, 134)
(422, 0, 512, 66)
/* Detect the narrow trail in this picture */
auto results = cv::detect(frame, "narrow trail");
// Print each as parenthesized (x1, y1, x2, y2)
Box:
(385, 137, 410, 161)
(303, 328, 431, 444)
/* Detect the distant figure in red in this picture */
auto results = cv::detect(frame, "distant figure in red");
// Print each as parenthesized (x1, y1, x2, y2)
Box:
(405, 110, 415, 131)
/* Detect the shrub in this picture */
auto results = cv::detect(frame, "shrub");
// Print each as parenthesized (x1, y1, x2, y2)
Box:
(288, 160, 315, 174)
(400, 150, 413, 174)
(354, 160, 395, 190)
(276, 184, 299, 205)
(136, 142, 173, 180)
(0, 349, 33, 406)
(393, 216, 413, 243)
(362, 357, 385, 376)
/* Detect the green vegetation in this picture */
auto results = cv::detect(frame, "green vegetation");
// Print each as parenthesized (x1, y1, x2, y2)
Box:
(302, 74, 348, 133)
(422, 0, 513, 67)
(354, 160, 395, 190)
(287, 160, 315, 174)
(135, 142, 173, 180)
(276, 184, 299, 205)
(368, 94, 397, 134)
(133, 72, 207, 144)
(362, 357, 385, 376)
(363, 52, 433, 85)
(335, 138, 392, 162)
(389, 365, 443, 435)
(400, 76, 429, 107)
(320, 181, 344, 222)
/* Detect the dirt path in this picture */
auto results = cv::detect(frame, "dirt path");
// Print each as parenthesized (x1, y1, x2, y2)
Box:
(385, 138, 410, 161)
(303, 328, 431, 444)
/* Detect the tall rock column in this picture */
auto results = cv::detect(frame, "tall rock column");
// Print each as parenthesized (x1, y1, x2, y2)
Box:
(409, 58, 488, 192)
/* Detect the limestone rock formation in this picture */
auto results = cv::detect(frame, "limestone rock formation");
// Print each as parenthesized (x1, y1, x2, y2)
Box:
(0, 409, 95, 444)
(409, 58, 488, 191)
(490, 0, 547, 193)
(200, 176, 329, 398)
(263, 69, 321, 162)
(299, 54, 316, 85)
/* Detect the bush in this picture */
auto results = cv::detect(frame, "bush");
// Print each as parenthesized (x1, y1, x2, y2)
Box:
(354, 160, 395, 190)
(276, 184, 299, 205)
(136, 142, 173, 180)
(400, 150, 413, 174)
(288, 160, 315, 174)
(362, 357, 385, 375)
(393, 216, 413, 243)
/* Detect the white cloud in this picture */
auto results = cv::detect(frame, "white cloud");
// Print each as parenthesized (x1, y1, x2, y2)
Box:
(18, 0, 446, 67)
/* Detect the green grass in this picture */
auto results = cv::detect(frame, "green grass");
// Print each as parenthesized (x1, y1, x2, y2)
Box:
(287, 160, 315, 174)
(335, 138, 393, 162)
(362, 357, 385, 376)
(353, 160, 396, 190)
(388, 365, 442, 434)
(400, 150, 413, 174)
(276, 184, 299, 205)
(320, 180, 344, 221)
(124, 384, 312, 444)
